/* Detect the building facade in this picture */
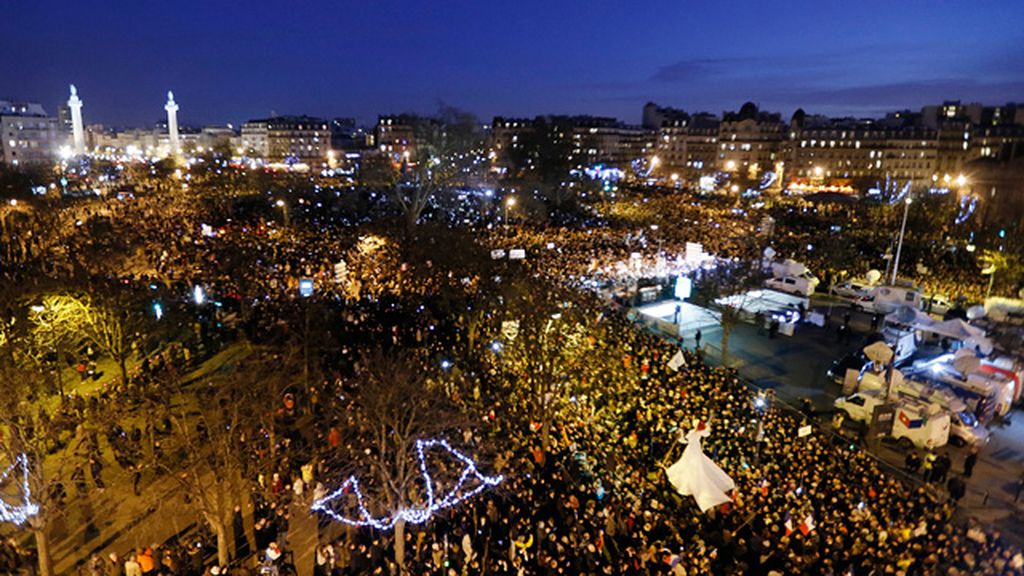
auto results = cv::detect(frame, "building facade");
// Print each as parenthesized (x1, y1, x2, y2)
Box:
(786, 102, 1024, 190)
(242, 116, 330, 163)
(647, 104, 720, 180)
(569, 117, 653, 167)
(788, 112, 939, 188)
(717, 102, 785, 179)
(490, 115, 652, 176)
(0, 101, 58, 165)
(375, 115, 417, 163)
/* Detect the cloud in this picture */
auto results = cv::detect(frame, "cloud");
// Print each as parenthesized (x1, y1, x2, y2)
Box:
(650, 58, 752, 83)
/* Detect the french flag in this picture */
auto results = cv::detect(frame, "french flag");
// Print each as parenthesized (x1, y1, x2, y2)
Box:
(784, 512, 794, 536)
(799, 514, 816, 536)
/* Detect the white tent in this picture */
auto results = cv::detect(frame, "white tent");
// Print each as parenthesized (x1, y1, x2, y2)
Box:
(922, 319, 994, 354)
(928, 319, 986, 341)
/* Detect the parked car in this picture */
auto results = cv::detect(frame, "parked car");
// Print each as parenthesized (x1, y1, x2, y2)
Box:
(922, 294, 953, 316)
(830, 280, 873, 300)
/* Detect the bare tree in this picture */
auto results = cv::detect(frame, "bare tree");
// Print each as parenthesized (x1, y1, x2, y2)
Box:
(498, 286, 596, 451)
(28, 295, 88, 395)
(0, 327, 88, 576)
(694, 263, 767, 366)
(320, 350, 468, 572)
(81, 294, 138, 385)
(155, 364, 265, 566)
(390, 108, 484, 234)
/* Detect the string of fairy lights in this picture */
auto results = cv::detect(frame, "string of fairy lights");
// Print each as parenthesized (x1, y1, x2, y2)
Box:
(310, 438, 502, 530)
(0, 454, 39, 526)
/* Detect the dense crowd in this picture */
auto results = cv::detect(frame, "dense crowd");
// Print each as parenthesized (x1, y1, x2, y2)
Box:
(208, 287, 1024, 576)
(2, 176, 1022, 576)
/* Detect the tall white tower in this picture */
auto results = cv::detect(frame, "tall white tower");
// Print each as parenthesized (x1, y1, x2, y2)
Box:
(164, 90, 180, 156)
(68, 84, 85, 155)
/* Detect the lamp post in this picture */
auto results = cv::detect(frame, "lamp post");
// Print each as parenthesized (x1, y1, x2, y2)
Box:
(504, 196, 516, 233)
(890, 196, 912, 285)
(276, 199, 290, 227)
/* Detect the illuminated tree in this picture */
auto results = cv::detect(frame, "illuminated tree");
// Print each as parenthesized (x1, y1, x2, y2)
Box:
(321, 350, 467, 572)
(29, 293, 141, 386)
(28, 295, 88, 395)
(978, 249, 1021, 298)
(0, 321, 92, 576)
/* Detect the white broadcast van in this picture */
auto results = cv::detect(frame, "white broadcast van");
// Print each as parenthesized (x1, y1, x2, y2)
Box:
(834, 390, 950, 449)
(852, 284, 923, 315)
(765, 275, 816, 297)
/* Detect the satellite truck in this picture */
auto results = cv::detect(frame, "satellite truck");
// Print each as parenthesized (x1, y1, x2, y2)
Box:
(852, 282, 923, 315)
(763, 258, 819, 297)
(834, 390, 951, 449)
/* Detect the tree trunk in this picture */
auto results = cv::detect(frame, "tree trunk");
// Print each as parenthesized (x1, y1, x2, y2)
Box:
(34, 528, 53, 576)
(541, 415, 552, 452)
(118, 356, 129, 386)
(395, 518, 407, 573)
(214, 518, 230, 567)
(405, 209, 418, 237)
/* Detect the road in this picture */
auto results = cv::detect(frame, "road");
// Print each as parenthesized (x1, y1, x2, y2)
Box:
(667, 295, 1024, 543)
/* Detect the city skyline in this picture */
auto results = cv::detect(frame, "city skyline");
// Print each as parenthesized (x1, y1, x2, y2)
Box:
(3, 0, 1023, 126)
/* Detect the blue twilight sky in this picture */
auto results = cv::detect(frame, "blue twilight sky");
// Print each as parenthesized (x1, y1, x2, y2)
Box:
(2, 0, 1022, 127)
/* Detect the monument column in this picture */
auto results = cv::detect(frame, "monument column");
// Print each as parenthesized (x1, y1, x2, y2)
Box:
(68, 84, 85, 155)
(164, 91, 180, 157)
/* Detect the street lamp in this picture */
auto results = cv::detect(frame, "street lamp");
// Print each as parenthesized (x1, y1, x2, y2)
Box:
(890, 196, 912, 285)
(504, 196, 516, 230)
(275, 199, 290, 227)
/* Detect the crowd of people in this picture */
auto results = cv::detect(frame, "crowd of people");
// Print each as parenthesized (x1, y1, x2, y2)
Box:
(202, 286, 1024, 575)
(1, 171, 1022, 576)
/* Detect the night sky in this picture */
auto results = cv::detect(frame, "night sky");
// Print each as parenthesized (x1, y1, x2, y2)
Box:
(3, 0, 1022, 127)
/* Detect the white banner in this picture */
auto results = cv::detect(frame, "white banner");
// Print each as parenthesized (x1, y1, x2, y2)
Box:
(668, 350, 686, 372)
